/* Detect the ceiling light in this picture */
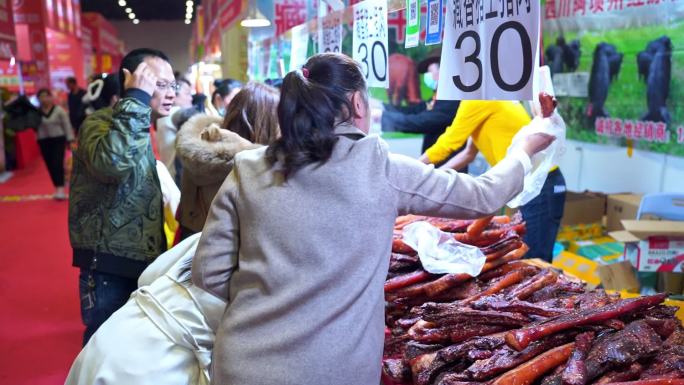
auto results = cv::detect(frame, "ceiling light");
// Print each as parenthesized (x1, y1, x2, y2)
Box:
(128, 13, 135, 19)
(118, 0, 126, 6)
(186, 5, 193, 11)
(125, 7, 131, 13)
(133, 19, 139, 24)
(184, 19, 191, 24)
(186, 1, 193, 6)
(186, 13, 192, 19)
(241, 5, 270, 28)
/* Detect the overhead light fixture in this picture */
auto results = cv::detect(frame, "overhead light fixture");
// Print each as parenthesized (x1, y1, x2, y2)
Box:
(186, 5, 193, 12)
(128, 13, 135, 19)
(133, 19, 140, 24)
(125, 7, 131, 13)
(186, 0, 193, 6)
(118, 0, 126, 6)
(184, 19, 191, 24)
(240, 5, 270, 28)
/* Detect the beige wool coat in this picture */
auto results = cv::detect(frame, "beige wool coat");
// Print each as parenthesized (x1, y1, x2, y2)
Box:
(176, 114, 258, 233)
(192, 124, 526, 385)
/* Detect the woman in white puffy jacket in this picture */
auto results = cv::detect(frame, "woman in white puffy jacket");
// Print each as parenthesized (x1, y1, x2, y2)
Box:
(65, 233, 225, 385)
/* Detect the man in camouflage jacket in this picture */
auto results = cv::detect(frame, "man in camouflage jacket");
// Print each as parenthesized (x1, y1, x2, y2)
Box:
(69, 48, 178, 345)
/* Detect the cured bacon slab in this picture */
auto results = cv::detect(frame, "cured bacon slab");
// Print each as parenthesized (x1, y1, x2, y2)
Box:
(490, 342, 575, 385)
(561, 332, 595, 385)
(505, 294, 667, 351)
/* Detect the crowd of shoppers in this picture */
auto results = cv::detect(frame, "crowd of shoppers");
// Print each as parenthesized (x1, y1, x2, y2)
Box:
(6, 47, 558, 385)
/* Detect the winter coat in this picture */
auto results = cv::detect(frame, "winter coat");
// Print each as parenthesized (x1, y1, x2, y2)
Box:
(192, 122, 528, 385)
(69, 92, 165, 279)
(176, 114, 258, 233)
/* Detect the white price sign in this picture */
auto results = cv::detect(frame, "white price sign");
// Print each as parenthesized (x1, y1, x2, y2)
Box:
(290, 24, 309, 71)
(352, 0, 389, 88)
(318, 10, 343, 54)
(436, 0, 540, 100)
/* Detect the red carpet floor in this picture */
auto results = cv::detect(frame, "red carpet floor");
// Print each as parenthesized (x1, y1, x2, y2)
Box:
(0, 160, 82, 385)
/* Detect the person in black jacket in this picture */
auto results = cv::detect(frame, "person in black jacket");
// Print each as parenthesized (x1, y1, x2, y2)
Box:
(380, 48, 465, 170)
(66, 77, 87, 132)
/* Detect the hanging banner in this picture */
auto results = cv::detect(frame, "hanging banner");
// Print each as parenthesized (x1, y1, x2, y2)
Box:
(0, 0, 16, 60)
(425, 0, 443, 45)
(289, 23, 309, 71)
(318, 10, 343, 53)
(543, 0, 684, 156)
(405, 0, 420, 48)
(437, 0, 540, 100)
(275, 0, 308, 36)
(353, 0, 389, 88)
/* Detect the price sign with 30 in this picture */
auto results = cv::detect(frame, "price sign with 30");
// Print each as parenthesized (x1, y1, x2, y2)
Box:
(318, 10, 343, 54)
(436, 0, 540, 100)
(353, 0, 389, 88)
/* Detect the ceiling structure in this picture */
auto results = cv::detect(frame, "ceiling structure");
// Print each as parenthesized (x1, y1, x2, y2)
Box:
(81, 0, 200, 23)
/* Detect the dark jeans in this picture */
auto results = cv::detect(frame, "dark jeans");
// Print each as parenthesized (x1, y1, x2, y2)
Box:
(78, 269, 138, 346)
(520, 169, 566, 263)
(37, 136, 66, 187)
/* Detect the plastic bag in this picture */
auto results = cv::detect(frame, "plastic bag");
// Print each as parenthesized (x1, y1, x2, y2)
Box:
(507, 66, 567, 208)
(402, 221, 486, 276)
(506, 112, 567, 207)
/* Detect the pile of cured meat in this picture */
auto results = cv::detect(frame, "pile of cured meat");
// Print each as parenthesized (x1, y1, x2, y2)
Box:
(383, 214, 684, 385)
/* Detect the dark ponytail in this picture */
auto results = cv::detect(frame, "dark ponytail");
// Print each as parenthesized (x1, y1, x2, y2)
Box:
(266, 53, 367, 178)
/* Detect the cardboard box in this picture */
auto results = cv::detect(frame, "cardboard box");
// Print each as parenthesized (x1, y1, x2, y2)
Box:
(557, 223, 603, 243)
(606, 194, 643, 232)
(610, 220, 684, 272)
(597, 261, 640, 292)
(657, 272, 684, 294)
(552, 251, 601, 288)
(567, 237, 624, 263)
(561, 191, 607, 227)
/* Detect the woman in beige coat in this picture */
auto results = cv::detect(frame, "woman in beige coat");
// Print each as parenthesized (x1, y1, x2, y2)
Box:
(176, 83, 280, 239)
(192, 53, 555, 385)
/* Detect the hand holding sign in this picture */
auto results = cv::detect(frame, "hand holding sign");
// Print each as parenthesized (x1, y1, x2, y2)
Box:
(437, 0, 540, 100)
(353, 0, 389, 88)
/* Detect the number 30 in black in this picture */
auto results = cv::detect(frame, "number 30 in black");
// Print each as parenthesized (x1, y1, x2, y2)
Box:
(452, 30, 482, 92)
(452, 21, 533, 93)
(357, 41, 387, 82)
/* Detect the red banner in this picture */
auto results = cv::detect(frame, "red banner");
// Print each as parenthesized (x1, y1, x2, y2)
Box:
(81, 13, 121, 74)
(13, 0, 49, 89)
(274, 0, 307, 36)
(219, 0, 243, 31)
(47, 27, 83, 90)
(0, 0, 16, 60)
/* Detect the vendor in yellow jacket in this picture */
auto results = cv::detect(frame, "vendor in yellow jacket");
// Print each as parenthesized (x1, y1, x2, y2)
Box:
(419, 100, 566, 262)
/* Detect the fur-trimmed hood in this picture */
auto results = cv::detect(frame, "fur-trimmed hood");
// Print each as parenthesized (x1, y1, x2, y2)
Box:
(176, 114, 259, 186)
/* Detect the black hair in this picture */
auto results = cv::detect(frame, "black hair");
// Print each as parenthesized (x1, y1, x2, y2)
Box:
(172, 107, 200, 129)
(192, 93, 207, 113)
(266, 53, 367, 178)
(118, 48, 170, 96)
(37, 88, 51, 98)
(94, 73, 121, 110)
(66, 77, 77, 85)
(213, 78, 243, 95)
(265, 78, 283, 89)
(176, 77, 191, 88)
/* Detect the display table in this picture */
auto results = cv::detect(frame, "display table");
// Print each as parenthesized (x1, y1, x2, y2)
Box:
(15, 129, 40, 169)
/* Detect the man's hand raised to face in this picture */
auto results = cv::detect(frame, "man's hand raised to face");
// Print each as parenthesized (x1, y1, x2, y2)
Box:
(123, 62, 157, 97)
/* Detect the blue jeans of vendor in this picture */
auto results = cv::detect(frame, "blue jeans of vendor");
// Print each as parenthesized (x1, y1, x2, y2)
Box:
(78, 268, 138, 346)
(520, 168, 566, 263)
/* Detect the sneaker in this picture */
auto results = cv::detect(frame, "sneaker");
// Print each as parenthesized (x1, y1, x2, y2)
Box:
(54, 191, 67, 200)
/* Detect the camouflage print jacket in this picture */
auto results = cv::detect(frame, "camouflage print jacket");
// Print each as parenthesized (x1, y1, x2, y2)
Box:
(69, 93, 165, 279)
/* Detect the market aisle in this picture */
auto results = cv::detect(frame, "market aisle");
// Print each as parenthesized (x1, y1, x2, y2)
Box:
(0, 160, 82, 385)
